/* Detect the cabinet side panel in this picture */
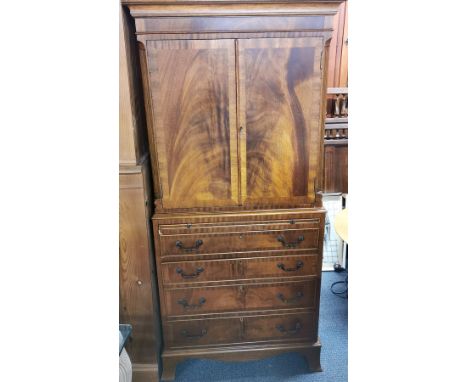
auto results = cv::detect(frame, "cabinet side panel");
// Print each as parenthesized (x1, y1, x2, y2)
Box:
(120, 6, 137, 165)
(120, 6, 149, 165)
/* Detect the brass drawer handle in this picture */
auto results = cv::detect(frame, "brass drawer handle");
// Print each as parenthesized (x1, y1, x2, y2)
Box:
(177, 297, 206, 310)
(277, 261, 304, 272)
(277, 235, 304, 248)
(175, 239, 203, 252)
(176, 266, 204, 279)
(276, 322, 302, 334)
(277, 291, 304, 304)
(181, 328, 207, 339)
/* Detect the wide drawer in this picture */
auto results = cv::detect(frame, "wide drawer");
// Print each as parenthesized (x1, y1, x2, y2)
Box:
(161, 254, 319, 285)
(164, 311, 316, 348)
(164, 280, 317, 317)
(157, 219, 320, 257)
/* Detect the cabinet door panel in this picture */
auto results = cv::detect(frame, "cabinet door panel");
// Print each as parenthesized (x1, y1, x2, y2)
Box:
(146, 39, 239, 209)
(238, 37, 323, 207)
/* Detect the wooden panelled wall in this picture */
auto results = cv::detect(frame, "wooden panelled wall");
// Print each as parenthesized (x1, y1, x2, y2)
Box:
(119, 5, 161, 382)
(327, 1, 348, 88)
(324, 144, 348, 193)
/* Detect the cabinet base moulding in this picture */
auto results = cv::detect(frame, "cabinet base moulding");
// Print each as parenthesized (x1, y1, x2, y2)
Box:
(160, 340, 322, 381)
(132, 363, 159, 382)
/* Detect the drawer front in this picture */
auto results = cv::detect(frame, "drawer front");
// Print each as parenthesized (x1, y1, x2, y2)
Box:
(164, 312, 316, 348)
(164, 318, 241, 348)
(244, 281, 317, 311)
(164, 286, 243, 316)
(159, 228, 319, 257)
(164, 280, 317, 316)
(161, 255, 319, 284)
(244, 312, 316, 342)
(158, 218, 320, 235)
(243, 256, 319, 279)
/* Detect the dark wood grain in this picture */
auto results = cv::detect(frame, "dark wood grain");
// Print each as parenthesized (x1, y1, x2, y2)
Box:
(158, 217, 320, 234)
(159, 227, 319, 257)
(163, 310, 317, 350)
(137, 31, 331, 44)
(244, 312, 316, 342)
(164, 317, 242, 347)
(163, 280, 317, 316)
(152, 209, 326, 311)
(238, 37, 324, 207)
(152, 209, 325, 380)
(135, 15, 327, 34)
(146, 39, 239, 209)
(161, 255, 319, 285)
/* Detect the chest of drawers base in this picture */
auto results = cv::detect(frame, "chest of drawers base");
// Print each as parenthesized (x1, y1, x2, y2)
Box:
(161, 339, 322, 381)
(153, 208, 325, 381)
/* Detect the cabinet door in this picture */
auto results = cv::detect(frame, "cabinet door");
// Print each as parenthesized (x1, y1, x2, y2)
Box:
(146, 39, 239, 209)
(238, 37, 324, 207)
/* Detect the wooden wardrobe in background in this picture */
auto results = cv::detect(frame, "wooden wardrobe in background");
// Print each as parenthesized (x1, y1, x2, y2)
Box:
(121, 0, 346, 380)
(325, 1, 348, 194)
(119, 6, 161, 382)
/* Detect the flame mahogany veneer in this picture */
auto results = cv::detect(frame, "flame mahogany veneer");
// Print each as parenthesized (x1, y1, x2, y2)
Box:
(124, 1, 345, 379)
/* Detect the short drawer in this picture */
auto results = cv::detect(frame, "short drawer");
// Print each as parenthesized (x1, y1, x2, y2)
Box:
(161, 255, 319, 284)
(157, 219, 321, 257)
(244, 312, 316, 342)
(164, 280, 317, 317)
(164, 317, 241, 348)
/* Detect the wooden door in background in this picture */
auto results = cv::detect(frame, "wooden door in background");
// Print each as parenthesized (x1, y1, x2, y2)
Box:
(238, 37, 324, 207)
(145, 39, 239, 209)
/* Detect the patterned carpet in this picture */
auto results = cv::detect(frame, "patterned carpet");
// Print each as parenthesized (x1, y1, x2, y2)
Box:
(169, 271, 348, 382)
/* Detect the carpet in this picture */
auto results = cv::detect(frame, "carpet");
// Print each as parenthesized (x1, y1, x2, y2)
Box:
(170, 271, 348, 382)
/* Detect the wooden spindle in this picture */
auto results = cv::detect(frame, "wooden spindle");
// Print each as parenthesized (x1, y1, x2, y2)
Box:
(334, 94, 341, 117)
(340, 94, 348, 117)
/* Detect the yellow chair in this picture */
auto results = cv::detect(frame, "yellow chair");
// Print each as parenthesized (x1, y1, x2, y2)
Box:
(331, 208, 348, 297)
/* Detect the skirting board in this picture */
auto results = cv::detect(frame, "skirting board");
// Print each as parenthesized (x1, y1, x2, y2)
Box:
(133, 363, 159, 382)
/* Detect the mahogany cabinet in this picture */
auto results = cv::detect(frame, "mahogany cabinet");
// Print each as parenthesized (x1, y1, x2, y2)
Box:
(122, 1, 345, 380)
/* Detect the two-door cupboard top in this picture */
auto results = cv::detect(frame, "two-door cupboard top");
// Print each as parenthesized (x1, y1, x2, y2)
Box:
(124, 0, 345, 211)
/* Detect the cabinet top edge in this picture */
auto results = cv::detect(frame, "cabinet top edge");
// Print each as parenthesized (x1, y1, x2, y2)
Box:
(122, 0, 346, 4)
(126, 2, 342, 18)
(152, 208, 327, 221)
